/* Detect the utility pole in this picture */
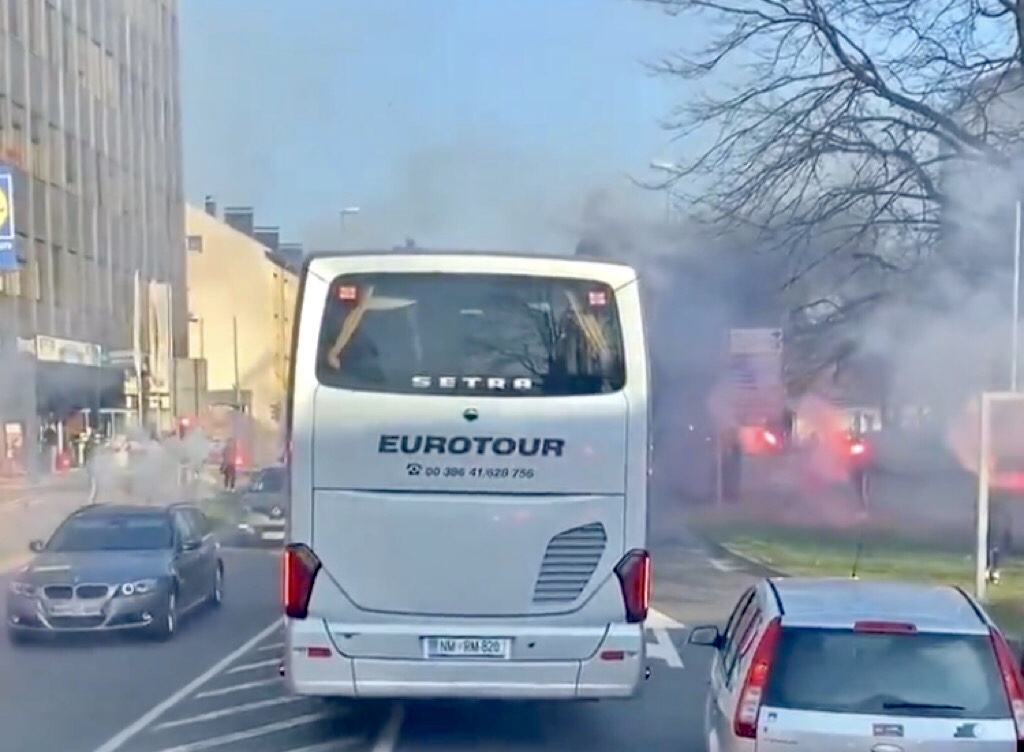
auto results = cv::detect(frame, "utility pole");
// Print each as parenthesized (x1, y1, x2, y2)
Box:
(1012, 201, 1021, 391)
(132, 270, 147, 429)
(232, 315, 241, 411)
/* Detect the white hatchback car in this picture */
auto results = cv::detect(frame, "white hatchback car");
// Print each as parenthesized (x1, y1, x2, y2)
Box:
(688, 577, 1024, 751)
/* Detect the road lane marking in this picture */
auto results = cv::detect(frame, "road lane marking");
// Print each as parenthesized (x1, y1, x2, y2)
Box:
(257, 641, 284, 651)
(148, 712, 333, 752)
(281, 740, 366, 752)
(708, 557, 740, 572)
(371, 703, 405, 752)
(90, 619, 281, 752)
(153, 695, 303, 730)
(193, 677, 280, 699)
(226, 658, 279, 674)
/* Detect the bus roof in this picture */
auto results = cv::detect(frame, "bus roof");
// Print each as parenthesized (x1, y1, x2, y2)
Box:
(303, 250, 639, 285)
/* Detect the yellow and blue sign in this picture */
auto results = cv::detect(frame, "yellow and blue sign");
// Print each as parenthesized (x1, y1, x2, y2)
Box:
(0, 166, 16, 271)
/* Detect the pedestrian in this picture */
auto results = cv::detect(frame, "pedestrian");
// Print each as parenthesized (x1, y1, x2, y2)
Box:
(721, 430, 742, 503)
(988, 486, 1015, 584)
(221, 438, 237, 490)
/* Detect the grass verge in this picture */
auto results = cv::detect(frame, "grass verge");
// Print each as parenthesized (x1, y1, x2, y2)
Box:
(691, 508, 1024, 635)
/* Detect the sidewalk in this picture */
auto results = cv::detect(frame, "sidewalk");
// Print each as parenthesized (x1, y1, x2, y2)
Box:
(0, 470, 88, 503)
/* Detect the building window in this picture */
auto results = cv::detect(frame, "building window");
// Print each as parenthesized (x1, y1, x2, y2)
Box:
(8, 0, 21, 40)
(187, 234, 202, 252)
(65, 133, 76, 186)
(27, 0, 42, 56)
(28, 113, 43, 177)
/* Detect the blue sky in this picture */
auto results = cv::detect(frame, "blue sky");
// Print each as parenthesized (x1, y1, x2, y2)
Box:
(180, 0, 701, 253)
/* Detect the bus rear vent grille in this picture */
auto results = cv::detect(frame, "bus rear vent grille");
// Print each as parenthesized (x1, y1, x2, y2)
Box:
(532, 523, 607, 605)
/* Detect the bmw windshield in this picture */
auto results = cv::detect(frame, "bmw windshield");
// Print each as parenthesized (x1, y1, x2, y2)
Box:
(44, 517, 174, 553)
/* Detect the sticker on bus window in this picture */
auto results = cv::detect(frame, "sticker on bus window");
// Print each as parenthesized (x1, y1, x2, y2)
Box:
(588, 290, 608, 306)
(337, 285, 359, 301)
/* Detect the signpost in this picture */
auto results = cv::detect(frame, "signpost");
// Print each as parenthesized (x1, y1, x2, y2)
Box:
(0, 166, 16, 271)
(709, 328, 786, 506)
(726, 328, 785, 425)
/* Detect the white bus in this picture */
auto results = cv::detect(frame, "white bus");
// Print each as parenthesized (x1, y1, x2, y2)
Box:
(282, 251, 651, 700)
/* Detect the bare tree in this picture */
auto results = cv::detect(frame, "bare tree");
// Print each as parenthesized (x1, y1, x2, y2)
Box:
(642, 0, 1024, 373)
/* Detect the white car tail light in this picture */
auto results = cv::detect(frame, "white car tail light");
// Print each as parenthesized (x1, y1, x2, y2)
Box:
(734, 616, 781, 738)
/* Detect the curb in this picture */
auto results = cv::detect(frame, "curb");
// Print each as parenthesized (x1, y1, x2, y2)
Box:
(691, 528, 786, 578)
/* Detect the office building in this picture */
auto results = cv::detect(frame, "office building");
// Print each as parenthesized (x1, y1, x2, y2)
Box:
(185, 200, 299, 465)
(0, 0, 185, 470)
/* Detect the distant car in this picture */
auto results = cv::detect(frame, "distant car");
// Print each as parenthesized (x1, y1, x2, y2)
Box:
(6, 503, 223, 644)
(688, 577, 1024, 751)
(235, 465, 287, 544)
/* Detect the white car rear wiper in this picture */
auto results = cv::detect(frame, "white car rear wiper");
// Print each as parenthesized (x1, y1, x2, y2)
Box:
(882, 701, 966, 711)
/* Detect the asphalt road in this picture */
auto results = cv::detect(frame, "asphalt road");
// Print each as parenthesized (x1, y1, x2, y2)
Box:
(1, 504, 757, 752)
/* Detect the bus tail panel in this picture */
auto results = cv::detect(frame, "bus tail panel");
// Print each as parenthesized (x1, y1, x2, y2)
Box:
(309, 489, 626, 619)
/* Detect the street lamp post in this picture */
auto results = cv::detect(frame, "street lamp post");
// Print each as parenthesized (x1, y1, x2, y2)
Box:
(649, 161, 681, 223)
(1012, 200, 1022, 391)
(339, 206, 361, 238)
(188, 315, 205, 360)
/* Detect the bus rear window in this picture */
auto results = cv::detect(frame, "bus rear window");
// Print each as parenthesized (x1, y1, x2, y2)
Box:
(763, 627, 1010, 719)
(315, 273, 626, 396)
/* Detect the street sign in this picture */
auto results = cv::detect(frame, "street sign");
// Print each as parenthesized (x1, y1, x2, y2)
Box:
(106, 349, 136, 368)
(0, 166, 17, 271)
(725, 351, 785, 423)
(729, 327, 782, 355)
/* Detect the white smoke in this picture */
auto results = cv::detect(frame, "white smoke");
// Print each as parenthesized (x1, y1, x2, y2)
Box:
(87, 424, 216, 505)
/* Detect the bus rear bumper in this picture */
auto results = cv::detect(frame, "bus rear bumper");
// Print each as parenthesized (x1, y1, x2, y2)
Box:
(284, 621, 645, 700)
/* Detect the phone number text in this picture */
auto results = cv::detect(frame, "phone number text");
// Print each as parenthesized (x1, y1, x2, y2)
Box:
(406, 463, 535, 479)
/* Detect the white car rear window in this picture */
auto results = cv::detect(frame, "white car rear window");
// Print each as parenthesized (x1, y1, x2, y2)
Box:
(764, 627, 1010, 719)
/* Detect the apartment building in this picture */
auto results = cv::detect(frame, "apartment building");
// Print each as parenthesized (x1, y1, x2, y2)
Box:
(185, 200, 299, 465)
(0, 0, 185, 469)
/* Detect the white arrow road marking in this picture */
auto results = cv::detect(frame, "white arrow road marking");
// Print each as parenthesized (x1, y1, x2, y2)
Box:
(647, 608, 684, 629)
(647, 627, 684, 669)
(646, 608, 685, 669)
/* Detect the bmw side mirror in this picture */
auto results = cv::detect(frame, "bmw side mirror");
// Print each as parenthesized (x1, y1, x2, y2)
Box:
(181, 539, 201, 552)
(688, 624, 723, 649)
(28, 540, 44, 553)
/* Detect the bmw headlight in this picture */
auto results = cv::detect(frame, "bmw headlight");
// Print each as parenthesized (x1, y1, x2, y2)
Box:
(8, 581, 37, 597)
(120, 579, 159, 596)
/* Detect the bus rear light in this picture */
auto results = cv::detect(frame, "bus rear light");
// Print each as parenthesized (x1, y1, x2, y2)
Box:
(306, 646, 331, 658)
(283, 543, 321, 620)
(614, 549, 651, 623)
(600, 650, 625, 661)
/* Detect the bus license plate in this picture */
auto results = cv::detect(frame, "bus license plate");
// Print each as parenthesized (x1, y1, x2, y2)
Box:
(425, 637, 510, 659)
